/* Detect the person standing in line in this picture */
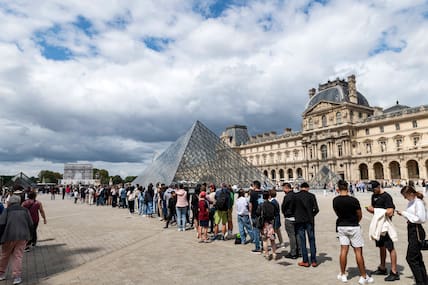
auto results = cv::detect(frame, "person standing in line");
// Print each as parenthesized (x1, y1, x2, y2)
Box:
(127, 187, 136, 214)
(212, 183, 229, 240)
(249, 180, 264, 253)
(269, 189, 283, 247)
(198, 191, 210, 242)
(21, 191, 47, 251)
(164, 191, 177, 228)
(175, 184, 188, 231)
(281, 182, 300, 259)
(366, 180, 400, 281)
(294, 182, 319, 267)
(396, 186, 428, 285)
(236, 189, 254, 244)
(333, 180, 373, 284)
(0, 195, 33, 285)
(257, 191, 278, 260)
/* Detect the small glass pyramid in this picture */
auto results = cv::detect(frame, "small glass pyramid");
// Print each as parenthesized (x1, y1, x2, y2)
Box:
(133, 121, 272, 188)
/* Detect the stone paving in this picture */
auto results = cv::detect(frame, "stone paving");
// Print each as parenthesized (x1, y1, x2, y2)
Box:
(1, 189, 427, 285)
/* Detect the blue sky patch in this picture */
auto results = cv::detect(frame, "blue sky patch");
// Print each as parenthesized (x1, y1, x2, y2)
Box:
(302, 0, 329, 14)
(107, 10, 132, 30)
(369, 28, 407, 56)
(0, 2, 27, 17)
(143, 37, 174, 52)
(258, 13, 274, 32)
(73, 15, 95, 37)
(192, 0, 248, 19)
(33, 25, 73, 61)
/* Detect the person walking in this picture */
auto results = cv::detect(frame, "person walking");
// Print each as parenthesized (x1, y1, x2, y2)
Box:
(0, 195, 33, 285)
(396, 185, 428, 285)
(333, 180, 373, 284)
(294, 182, 319, 267)
(366, 180, 400, 281)
(21, 191, 47, 251)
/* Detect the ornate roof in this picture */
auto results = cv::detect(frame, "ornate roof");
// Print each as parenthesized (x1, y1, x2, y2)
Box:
(305, 85, 370, 111)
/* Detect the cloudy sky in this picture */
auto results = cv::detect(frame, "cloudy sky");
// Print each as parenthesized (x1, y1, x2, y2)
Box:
(1, 0, 427, 177)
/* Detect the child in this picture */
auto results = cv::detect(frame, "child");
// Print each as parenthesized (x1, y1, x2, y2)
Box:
(164, 191, 177, 228)
(198, 191, 210, 242)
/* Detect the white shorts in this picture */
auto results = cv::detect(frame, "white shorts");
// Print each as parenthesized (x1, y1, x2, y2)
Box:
(337, 226, 364, 248)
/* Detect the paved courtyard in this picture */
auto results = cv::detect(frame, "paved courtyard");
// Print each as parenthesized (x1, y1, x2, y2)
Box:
(1, 188, 427, 285)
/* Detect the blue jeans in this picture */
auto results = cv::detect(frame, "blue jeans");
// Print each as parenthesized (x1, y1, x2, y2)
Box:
(296, 222, 317, 263)
(176, 206, 187, 230)
(138, 199, 144, 215)
(251, 217, 261, 250)
(238, 215, 254, 243)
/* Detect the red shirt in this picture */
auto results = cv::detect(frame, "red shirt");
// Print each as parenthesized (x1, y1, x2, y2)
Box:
(22, 199, 41, 224)
(198, 199, 209, 221)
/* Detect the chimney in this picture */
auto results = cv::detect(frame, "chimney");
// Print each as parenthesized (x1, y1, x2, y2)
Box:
(348, 74, 357, 104)
(308, 88, 316, 99)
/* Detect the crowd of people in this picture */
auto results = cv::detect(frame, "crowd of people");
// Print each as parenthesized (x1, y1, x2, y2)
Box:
(63, 178, 428, 284)
(0, 177, 427, 285)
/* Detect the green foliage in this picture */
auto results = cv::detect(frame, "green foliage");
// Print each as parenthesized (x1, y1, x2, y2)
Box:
(111, 175, 123, 185)
(38, 170, 63, 183)
(124, 176, 137, 183)
(93, 168, 109, 185)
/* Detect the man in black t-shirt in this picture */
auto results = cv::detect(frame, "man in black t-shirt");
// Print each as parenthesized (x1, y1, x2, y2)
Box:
(249, 180, 264, 253)
(366, 180, 399, 282)
(333, 180, 372, 284)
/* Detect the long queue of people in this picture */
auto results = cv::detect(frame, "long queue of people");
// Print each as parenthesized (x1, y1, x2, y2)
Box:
(66, 179, 428, 285)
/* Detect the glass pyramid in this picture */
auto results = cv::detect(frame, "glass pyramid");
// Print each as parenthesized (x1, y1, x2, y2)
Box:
(133, 121, 273, 188)
(309, 165, 342, 189)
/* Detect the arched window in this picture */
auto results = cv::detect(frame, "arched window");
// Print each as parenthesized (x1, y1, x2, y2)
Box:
(322, 115, 327, 127)
(336, 112, 342, 124)
(321, 145, 328, 160)
(271, 170, 276, 180)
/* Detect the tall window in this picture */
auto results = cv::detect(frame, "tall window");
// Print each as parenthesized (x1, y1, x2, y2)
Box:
(350, 111, 354, 122)
(309, 148, 313, 159)
(322, 115, 327, 127)
(365, 128, 370, 135)
(395, 123, 400, 130)
(308, 118, 313, 129)
(336, 112, 342, 124)
(379, 126, 384, 133)
(321, 145, 328, 160)
(413, 120, 418, 128)
(337, 144, 343, 157)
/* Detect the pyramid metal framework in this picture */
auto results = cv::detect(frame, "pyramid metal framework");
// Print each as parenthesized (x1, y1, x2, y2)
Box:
(309, 165, 343, 189)
(133, 121, 273, 188)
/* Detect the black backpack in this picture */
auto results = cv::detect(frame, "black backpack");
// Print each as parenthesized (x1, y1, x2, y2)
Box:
(262, 201, 276, 221)
(216, 190, 229, 211)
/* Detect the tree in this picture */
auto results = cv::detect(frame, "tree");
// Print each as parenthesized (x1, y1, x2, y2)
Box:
(111, 175, 123, 185)
(124, 176, 137, 183)
(38, 170, 63, 184)
(93, 168, 109, 185)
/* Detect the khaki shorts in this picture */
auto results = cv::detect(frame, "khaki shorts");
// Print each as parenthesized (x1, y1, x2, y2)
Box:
(214, 210, 228, 225)
(227, 208, 233, 222)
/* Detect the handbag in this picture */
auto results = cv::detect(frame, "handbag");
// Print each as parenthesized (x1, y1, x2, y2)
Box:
(254, 205, 264, 229)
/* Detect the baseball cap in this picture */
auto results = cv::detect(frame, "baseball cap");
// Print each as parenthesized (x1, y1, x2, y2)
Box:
(368, 180, 380, 190)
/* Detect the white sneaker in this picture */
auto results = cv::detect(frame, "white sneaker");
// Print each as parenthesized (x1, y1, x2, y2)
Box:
(337, 273, 347, 283)
(358, 275, 374, 284)
(0, 275, 6, 281)
(13, 277, 22, 284)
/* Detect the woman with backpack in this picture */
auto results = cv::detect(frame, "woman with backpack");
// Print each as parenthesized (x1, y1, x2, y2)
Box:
(256, 191, 277, 260)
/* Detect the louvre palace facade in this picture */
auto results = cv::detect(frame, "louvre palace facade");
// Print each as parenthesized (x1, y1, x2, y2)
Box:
(221, 75, 428, 186)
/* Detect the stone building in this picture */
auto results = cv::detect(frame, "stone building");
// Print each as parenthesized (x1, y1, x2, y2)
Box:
(221, 75, 428, 187)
